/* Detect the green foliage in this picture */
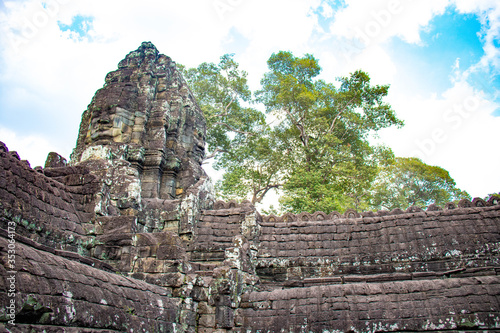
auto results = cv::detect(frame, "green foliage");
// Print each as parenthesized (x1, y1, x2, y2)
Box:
(124, 306, 136, 315)
(369, 157, 470, 210)
(215, 128, 284, 204)
(485, 192, 500, 200)
(279, 146, 395, 213)
(183, 51, 469, 214)
(179, 54, 266, 160)
(260, 205, 280, 216)
(181, 55, 283, 205)
(257, 51, 403, 213)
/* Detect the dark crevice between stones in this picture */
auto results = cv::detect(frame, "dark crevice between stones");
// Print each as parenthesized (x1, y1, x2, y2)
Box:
(15, 296, 53, 324)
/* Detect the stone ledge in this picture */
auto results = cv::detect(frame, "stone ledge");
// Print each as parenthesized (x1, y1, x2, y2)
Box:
(0, 235, 178, 331)
(261, 197, 500, 223)
(0, 228, 114, 272)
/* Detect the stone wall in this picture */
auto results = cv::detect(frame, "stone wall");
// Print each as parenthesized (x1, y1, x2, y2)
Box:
(256, 204, 500, 282)
(190, 201, 258, 266)
(0, 235, 179, 332)
(0, 142, 98, 254)
(2, 135, 500, 333)
(0, 142, 259, 332)
(234, 203, 500, 332)
(239, 276, 500, 332)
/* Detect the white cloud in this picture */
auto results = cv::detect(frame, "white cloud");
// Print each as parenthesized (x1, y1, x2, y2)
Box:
(312, 0, 458, 87)
(453, 1, 500, 89)
(329, 0, 450, 45)
(378, 79, 500, 197)
(321, 2, 334, 18)
(224, 0, 323, 90)
(0, 126, 67, 167)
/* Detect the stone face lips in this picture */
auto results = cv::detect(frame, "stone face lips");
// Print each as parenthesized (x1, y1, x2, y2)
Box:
(71, 41, 207, 201)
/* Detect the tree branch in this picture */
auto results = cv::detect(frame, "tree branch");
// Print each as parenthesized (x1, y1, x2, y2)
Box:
(253, 183, 283, 204)
(223, 93, 238, 115)
(281, 106, 308, 148)
(213, 122, 255, 136)
(327, 96, 357, 135)
(202, 148, 227, 163)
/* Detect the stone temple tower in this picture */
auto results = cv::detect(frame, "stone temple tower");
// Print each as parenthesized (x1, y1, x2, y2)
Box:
(70, 42, 213, 234)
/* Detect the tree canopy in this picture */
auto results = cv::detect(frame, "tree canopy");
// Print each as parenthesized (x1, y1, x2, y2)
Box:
(256, 51, 403, 213)
(181, 51, 470, 213)
(180, 54, 266, 161)
(369, 157, 470, 210)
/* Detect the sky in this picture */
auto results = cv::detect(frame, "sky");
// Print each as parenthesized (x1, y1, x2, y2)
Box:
(0, 0, 499, 207)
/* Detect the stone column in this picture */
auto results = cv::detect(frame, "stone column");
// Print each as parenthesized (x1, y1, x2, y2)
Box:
(141, 151, 164, 198)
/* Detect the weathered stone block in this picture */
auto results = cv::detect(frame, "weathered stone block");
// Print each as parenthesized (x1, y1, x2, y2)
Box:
(192, 286, 208, 302)
(157, 244, 184, 260)
(216, 305, 234, 329)
(199, 314, 216, 328)
(198, 301, 216, 314)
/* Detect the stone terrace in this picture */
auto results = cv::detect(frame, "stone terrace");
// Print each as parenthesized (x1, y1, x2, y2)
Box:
(256, 204, 500, 283)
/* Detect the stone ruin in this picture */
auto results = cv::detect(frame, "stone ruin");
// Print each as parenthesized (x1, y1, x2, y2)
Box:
(1, 42, 499, 332)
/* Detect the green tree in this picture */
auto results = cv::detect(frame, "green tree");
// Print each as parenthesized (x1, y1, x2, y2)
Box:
(215, 131, 284, 204)
(180, 54, 266, 160)
(181, 55, 282, 205)
(369, 157, 470, 210)
(256, 51, 403, 213)
(183, 52, 405, 212)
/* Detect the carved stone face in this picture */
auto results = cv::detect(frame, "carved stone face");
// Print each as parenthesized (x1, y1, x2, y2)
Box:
(192, 134, 205, 165)
(88, 109, 114, 142)
(88, 106, 136, 144)
(72, 42, 208, 205)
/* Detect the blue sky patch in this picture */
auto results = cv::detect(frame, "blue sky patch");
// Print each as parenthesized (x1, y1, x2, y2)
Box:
(57, 15, 94, 40)
(388, 8, 484, 97)
(222, 27, 250, 57)
(314, 0, 346, 32)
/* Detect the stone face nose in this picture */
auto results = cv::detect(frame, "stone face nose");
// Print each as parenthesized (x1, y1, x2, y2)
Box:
(97, 115, 110, 123)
